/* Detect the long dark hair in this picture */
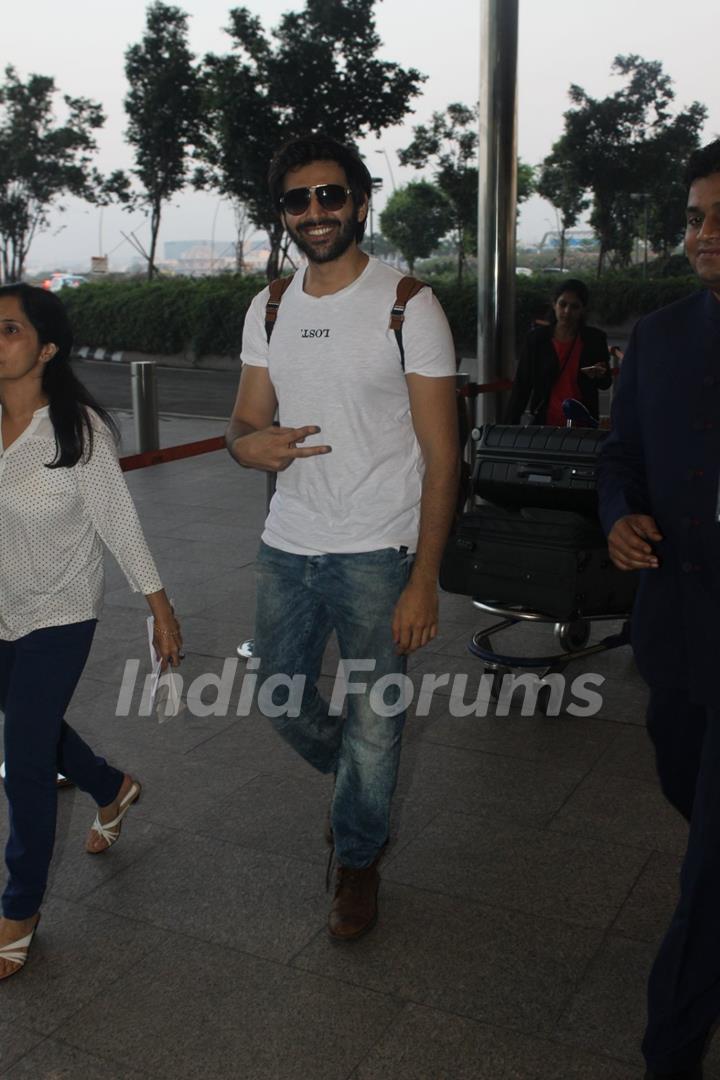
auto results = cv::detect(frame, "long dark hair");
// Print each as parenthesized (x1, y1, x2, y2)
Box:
(0, 283, 117, 468)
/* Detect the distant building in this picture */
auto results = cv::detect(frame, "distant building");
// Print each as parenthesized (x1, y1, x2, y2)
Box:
(162, 240, 237, 275)
(539, 229, 598, 252)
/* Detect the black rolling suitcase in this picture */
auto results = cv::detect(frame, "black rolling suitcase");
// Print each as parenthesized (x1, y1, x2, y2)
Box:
(474, 424, 607, 513)
(439, 505, 637, 620)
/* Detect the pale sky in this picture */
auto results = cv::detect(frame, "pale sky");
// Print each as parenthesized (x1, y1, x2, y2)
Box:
(5, 0, 719, 271)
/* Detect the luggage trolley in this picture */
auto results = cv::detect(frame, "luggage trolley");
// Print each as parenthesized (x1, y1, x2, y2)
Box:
(443, 408, 636, 713)
(466, 600, 631, 713)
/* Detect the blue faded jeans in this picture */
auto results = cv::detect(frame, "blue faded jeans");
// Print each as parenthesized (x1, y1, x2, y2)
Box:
(254, 541, 413, 869)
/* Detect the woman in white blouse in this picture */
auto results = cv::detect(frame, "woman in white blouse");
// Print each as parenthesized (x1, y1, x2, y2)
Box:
(0, 283, 182, 980)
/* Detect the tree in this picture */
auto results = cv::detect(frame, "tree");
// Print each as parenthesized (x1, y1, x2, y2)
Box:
(195, 1, 425, 279)
(379, 181, 452, 274)
(0, 66, 120, 283)
(399, 102, 534, 283)
(553, 55, 706, 274)
(124, 2, 202, 279)
(517, 161, 536, 208)
(536, 151, 588, 270)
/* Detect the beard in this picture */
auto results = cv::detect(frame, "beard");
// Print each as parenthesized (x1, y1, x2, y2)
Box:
(287, 208, 359, 265)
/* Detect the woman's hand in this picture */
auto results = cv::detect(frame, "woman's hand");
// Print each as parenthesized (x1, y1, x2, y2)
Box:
(146, 589, 183, 669)
(580, 363, 609, 380)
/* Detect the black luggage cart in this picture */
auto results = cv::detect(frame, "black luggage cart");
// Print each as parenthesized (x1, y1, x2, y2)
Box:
(466, 599, 631, 713)
(443, 420, 635, 713)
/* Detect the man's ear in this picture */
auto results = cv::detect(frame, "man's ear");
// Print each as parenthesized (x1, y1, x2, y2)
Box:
(357, 195, 369, 224)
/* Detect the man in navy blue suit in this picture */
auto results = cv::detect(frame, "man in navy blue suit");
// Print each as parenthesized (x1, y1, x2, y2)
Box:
(598, 140, 720, 1080)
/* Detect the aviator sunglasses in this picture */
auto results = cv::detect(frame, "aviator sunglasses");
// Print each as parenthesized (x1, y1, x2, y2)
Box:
(279, 183, 352, 216)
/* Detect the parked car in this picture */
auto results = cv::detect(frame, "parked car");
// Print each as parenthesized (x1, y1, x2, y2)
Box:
(516, 266, 533, 277)
(42, 273, 89, 292)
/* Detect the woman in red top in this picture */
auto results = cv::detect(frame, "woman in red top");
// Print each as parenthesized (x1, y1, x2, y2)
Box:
(506, 279, 612, 425)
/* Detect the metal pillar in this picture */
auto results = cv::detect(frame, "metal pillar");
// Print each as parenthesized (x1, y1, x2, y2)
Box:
(477, 0, 519, 427)
(131, 360, 159, 453)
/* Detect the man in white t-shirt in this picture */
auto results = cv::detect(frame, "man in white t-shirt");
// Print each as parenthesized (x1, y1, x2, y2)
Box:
(226, 134, 459, 941)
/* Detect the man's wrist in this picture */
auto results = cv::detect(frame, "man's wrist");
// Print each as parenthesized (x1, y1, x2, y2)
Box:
(227, 431, 252, 467)
(408, 565, 439, 588)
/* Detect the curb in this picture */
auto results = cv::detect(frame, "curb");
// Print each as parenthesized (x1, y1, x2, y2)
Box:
(74, 346, 126, 363)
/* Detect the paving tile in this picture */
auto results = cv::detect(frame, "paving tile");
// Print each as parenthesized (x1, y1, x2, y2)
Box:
(155, 518, 264, 546)
(67, 679, 240, 756)
(2, 1040, 150, 1079)
(556, 935, 720, 1078)
(383, 810, 646, 928)
(45, 789, 176, 905)
(410, 695, 619, 771)
(351, 1002, 638, 1080)
(549, 772, 689, 855)
(293, 881, 604, 1036)
(103, 567, 257, 618)
(554, 933, 653, 1063)
(408, 652, 618, 723)
(170, 612, 257, 659)
(185, 709, 322, 778)
(78, 736, 260, 831)
(58, 934, 401, 1080)
(0, 1021, 45, 1076)
(84, 832, 326, 964)
(0, 897, 171, 1035)
(395, 736, 585, 826)
(192, 771, 335, 865)
(592, 723, 658, 783)
(611, 850, 682, 943)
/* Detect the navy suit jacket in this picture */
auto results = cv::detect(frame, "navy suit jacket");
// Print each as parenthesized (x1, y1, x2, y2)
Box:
(597, 289, 720, 702)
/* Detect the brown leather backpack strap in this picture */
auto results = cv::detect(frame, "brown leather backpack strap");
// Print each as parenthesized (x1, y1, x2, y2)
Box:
(265, 274, 295, 343)
(389, 276, 427, 370)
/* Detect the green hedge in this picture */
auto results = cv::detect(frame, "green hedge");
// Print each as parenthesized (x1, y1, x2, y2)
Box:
(61, 272, 700, 360)
(432, 273, 700, 354)
(62, 275, 265, 358)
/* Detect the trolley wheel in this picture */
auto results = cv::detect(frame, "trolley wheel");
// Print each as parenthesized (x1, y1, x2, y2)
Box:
(554, 620, 590, 653)
(487, 664, 510, 701)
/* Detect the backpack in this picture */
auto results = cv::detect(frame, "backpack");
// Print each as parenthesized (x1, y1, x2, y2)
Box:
(263, 272, 471, 514)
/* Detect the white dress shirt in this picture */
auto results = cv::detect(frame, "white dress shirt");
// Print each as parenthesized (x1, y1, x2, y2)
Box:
(0, 406, 162, 641)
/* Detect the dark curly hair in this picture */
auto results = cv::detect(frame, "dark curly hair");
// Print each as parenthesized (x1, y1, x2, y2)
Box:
(268, 134, 373, 242)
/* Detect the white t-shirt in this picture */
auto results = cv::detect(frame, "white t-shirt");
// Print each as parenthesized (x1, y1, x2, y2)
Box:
(0, 406, 162, 640)
(240, 256, 456, 555)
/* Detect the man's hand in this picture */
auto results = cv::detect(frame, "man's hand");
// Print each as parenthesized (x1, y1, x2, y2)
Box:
(231, 424, 331, 471)
(608, 514, 662, 570)
(392, 579, 439, 655)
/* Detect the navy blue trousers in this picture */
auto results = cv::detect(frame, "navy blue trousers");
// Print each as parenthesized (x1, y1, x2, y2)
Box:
(0, 620, 123, 920)
(643, 687, 720, 1072)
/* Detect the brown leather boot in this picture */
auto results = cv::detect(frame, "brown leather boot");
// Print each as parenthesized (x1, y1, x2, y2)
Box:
(327, 859, 380, 942)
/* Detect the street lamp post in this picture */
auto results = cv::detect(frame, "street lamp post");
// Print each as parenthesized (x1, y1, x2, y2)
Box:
(375, 149, 397, 193)
(370, 177, 383, 254)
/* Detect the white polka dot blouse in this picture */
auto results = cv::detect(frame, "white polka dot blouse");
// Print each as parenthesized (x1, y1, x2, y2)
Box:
(0, 406, 163, 640)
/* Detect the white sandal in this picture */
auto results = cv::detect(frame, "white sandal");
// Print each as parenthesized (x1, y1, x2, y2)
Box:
(0, 914, 41, 980)
(86, 779, 142, 854)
